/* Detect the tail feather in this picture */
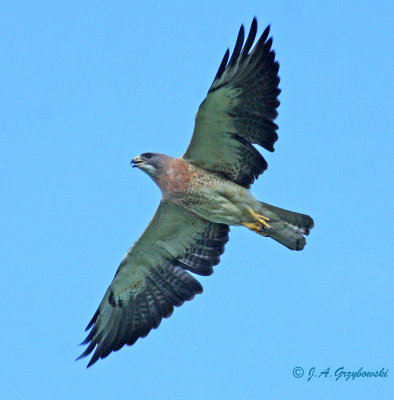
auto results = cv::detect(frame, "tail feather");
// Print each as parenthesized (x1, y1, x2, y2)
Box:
(259, 202, 314, 251)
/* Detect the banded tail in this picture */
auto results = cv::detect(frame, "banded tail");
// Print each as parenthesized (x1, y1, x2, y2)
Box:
(259, 202, 314, 251)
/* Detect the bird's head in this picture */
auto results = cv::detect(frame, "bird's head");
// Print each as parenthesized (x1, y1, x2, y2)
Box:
(131, 152, 170, 180)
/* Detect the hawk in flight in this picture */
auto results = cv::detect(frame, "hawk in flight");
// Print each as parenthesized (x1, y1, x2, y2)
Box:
(78, 18, 314, 367)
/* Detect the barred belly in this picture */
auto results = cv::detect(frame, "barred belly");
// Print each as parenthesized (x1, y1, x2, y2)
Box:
(158, 158, 260, 226)
(180, 178, 258, 226)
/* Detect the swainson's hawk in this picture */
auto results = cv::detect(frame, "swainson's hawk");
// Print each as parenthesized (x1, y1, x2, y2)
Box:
(78, 18, 314, 367)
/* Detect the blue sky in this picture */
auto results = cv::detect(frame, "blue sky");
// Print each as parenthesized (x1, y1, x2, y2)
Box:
(1, 1, 393, 399)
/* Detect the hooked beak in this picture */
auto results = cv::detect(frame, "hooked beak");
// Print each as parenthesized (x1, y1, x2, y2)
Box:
(131, 155, 146, 168)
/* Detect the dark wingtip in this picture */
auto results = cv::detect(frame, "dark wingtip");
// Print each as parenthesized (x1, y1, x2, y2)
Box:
(250, 18, 258, 36)
(85, 309, 99, 331)
(228, 24, 245, 67)
(86, 357, 98, 368)
(212, 48, 230, 83)
(263, 24, 270, 39)
(265, 37, 273, 52)
(240, 18, 258, 61)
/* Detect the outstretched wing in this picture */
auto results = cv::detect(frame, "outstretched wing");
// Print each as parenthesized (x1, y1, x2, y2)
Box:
(78, 200, 229, 367)
(183, 18, 280, 188)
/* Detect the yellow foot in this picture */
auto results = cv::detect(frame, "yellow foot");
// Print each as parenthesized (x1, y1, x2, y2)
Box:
(242, 208, 271, 236)
(242, 222, 270, 236)
(248, 208, 271, 229)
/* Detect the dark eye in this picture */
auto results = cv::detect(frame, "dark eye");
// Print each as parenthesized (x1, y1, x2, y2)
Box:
(144, 153, 152, 159)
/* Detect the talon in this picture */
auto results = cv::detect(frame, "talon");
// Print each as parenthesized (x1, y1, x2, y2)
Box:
(248, 208, 271, 229)
(242, 222, 269, 236)
(242, 208, 272, 236)
(257, 216, 271, 229)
